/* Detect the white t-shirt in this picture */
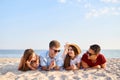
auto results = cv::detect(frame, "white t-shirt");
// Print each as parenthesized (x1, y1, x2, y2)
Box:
(70, 54, 81, 66)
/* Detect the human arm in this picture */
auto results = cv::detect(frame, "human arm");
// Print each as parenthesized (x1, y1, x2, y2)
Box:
(65, 65, 74, 70)
(54, 66, 60, 70)
(81, 60, 100, 69)
(26, 60, 36, 70)
(48, 60, 61, 70)
(66, 61, 81, 70)
(54, 56, 63, 70)
(65, 64, 79, 70)
(100, 54, 106, 69)
(81, 60, 89, 68)
(41, 66, 48, 70)
(77, 62, 81, 69)
(41, 61, 57, 71)
(82, 60, 101, 69)
(62, 43, 69, 59)
(101, 63, 106, 69)
(82, 60, 106, 69)
(93, 54, 106, 69)
(91, 64, 106, 69)
(36, 55, 40, 68)
(40, 56, 49, 70)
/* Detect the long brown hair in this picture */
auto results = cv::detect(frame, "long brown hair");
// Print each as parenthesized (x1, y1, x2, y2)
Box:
(19, 49, 34, 71)
(64, 45, 79, 68)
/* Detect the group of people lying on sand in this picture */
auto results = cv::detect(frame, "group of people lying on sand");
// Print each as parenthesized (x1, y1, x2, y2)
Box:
(18, 40, 106, 71)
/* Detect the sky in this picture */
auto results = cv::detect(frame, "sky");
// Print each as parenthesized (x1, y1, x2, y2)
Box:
(0, 0, 120, 50)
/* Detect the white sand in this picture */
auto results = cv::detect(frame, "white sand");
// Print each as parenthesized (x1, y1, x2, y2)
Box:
(0, 58, 120, 80)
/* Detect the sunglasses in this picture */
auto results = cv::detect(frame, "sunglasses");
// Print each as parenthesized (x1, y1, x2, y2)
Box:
(87, 51, 96, 56)
(52, 49, 60, 53)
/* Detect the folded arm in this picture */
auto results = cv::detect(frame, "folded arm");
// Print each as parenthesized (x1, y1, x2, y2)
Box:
(81, 60, 106, 69)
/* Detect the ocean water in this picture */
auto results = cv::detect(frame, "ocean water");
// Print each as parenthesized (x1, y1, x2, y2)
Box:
(0, 49, 120, 58)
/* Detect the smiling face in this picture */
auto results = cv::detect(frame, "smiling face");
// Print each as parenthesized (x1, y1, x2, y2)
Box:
(30, 53, 40, 69)
(87, 49, 98, 61)
(49, 46, 60, 58)
(49, 40, 60, 58)
(68, 46, 75, 59)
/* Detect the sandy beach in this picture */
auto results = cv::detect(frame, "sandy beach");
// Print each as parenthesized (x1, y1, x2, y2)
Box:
(0, 58, 120, 80)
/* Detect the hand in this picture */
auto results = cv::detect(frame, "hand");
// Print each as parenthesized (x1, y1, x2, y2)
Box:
(54, 66, 60, 70)
(64, 42, 69, 50)
(63, 42, 70, 57)
(31, 62, 38, 69)
(26, 60, 31, 65)
(48, 60, 56, 70)
(71, 64, 78, 70)
(93, 65, 101, 69)
(70, 65, 74, 70)
(26, 60, 36, 70)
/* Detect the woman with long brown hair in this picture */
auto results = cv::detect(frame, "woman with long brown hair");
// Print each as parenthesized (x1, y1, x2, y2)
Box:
(18, 49, 40, 71)
(63, 43, 81, 70)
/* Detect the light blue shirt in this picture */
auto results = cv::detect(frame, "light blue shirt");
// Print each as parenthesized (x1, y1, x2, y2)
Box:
(40, 51, 63, 67)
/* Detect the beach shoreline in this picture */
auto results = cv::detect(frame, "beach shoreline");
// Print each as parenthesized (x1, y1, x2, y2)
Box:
(0, 58, 120, 80)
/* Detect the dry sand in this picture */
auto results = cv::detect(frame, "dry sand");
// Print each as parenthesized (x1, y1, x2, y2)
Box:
(0, 58, 120, 80)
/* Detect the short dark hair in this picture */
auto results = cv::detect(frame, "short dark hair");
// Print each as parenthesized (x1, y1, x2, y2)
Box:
(90, 44, 101, 54)
(49, 40, 60, 48)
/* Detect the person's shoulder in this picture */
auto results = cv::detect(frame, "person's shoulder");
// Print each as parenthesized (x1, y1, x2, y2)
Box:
(97, 53, 107, 63)
(98, 53, 105, 57)
(19, 56, 24, 62)
(82, 53, 88, 57)
(76, 54, 81, 58)
(98, 53, 106, 60)
(40, 51, 49, 58)
(81, 52, 88, 61)
(56, 54, 62, 60)
(36, 54, 40, 58)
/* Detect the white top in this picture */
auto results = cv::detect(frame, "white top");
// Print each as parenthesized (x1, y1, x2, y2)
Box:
(70, 54, 81, 66)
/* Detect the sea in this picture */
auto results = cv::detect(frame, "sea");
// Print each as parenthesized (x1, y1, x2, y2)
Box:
(0, 49, 120, 58)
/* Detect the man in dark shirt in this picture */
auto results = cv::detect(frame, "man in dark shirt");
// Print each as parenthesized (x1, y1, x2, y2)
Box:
(81, 44, 106, 69)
